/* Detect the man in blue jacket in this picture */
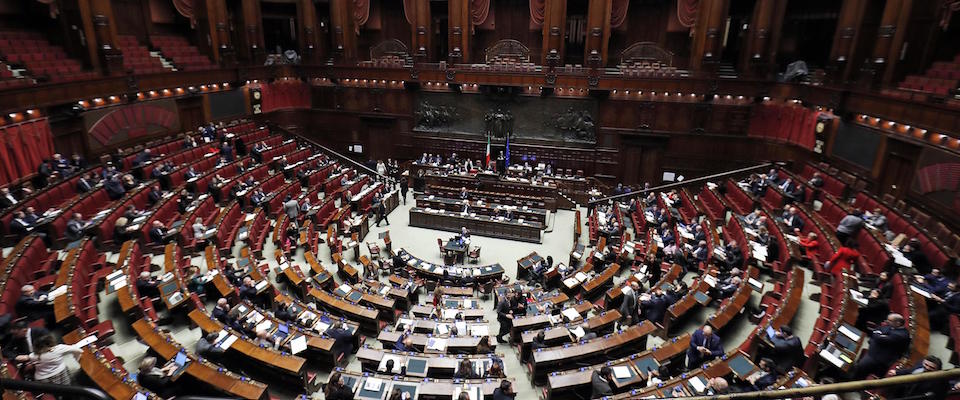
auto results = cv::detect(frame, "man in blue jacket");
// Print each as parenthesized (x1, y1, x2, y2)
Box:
(687, 325, 724, 370)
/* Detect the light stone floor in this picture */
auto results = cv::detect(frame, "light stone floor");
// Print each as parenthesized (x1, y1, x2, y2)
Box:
(8, 190, 955, 399)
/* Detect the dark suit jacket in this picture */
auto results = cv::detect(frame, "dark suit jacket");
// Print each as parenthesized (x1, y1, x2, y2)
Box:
(66, 220, 86, 241)
(212, 306, 231, 324)
(328, 328, 354, 358)
(769, 334, 803, 372)
(590, 371, 613, 399)
(10, 219, 29, 237)
(148, 190, 163, 205)
(863, 325, 910, 365)
(687, 329, 724, 367)
(1, 327, 49, 358)
(641, 294, 669, 325)
(138, 372, 175, 398)
(15, 294, 51, 322)
(76, 179, 93, 193)
(149, 227, 165, 244)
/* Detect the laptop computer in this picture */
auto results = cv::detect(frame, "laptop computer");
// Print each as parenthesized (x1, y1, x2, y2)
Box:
(169, 351, 191, 378)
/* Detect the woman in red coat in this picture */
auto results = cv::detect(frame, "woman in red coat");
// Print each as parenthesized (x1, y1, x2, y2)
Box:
(828, 239, 861, 275)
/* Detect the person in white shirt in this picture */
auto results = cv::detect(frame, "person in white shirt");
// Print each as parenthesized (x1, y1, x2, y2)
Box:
(15, 335, 83, 385)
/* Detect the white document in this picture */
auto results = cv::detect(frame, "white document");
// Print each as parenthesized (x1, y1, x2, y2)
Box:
(289, 335, 307, 355)
(569, 326, 585, 339)
(219, 335, 238, 349)
(363, 377, 383, 392)
(75, 334, 98, 348)
(48, 285, 68, 299)
(436, 323, 449, 335)
(839, 325, 860, 342)
(612, 366, 631, 379)
(688, 376, 707, 393)
(470, 325, 489, 337)
(562, 308, 581, 321)
(819, 349, 845, 368)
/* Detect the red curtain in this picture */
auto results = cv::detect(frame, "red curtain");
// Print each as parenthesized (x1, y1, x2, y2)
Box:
(0, 119, 54, 184)
(747, 104, 817, 150)
(611, 0, 629, 29)
(677, 0, 699, 28)
(530, 0, 546, 27)
(471, 0, 491, 26)
(258, 81, 311, 113)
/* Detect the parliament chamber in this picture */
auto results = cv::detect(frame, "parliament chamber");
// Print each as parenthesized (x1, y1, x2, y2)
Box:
(2, 0, 960, 399)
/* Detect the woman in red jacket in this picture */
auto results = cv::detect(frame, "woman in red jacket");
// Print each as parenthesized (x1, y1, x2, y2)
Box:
(828, 239, 861, 275)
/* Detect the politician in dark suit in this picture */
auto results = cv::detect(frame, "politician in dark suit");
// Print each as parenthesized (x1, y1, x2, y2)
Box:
(65, 213, 88, 242)
(1, 321, 49, 358)
(888, 356, 948, 400)
(327, 322, 354, 361)
(852, 313, 911, 379)
(765, 325, 804, 373)
(639, 289, 670, 326)
(590, 366, 613, 399)
(687, 325, 724, 370)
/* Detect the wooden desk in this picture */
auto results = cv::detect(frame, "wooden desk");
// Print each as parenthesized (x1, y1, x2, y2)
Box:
(516, 252, 545, 280)
(132, 319, 269, 399)
(327, 370, 507, 400)
(409, 207, 542, 243)
(510, 300, 594, 341)
(397, 248, 504, 283)
(531, 322, 656, 381)
(416, 195, 548, 225)
(519, 310, 620, 361)
(79, 349, 153, 400)
(308, 287, 382, 332)
(377, 330, 493, 354)
(356, 347, 502, 378)
(188, 309, 306, 383)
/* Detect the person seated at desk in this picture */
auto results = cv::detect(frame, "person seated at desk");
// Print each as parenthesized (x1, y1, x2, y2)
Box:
(137, 271, 161, 298)
(710, 276, 741, 300)
(132, 149, 153, 167)
(493, 380, 514, 400)
(137, 356, 178, 398)
(455, 359, 479, 379)
(212, 298, 232, 324)
(902, 239, 932, 275)
(75, 172, 96, 193)
(254, 328, 276, 349)
(238, 277, 260, 303)
(0, 187, 21, 210)
(184, 266, 205, 296)
(324, 372, 354, 400)
(196, 332, 225, 362)
(183, 136, 198, 149)
(184, 166, 200, 181)
(2, 320, 49, 359)
(113, 217, 135, 242)
(9, 211, 33, 239)
(148, 221, 170, 245)
(104, 175, 126, 200)
(852, 313, 911, 379)
(65, 213, 90, 242)
(780, 206, 804, 233)
(917, 268, 950, 297)
(686, 325, 724, 370)
(745, 358, 779, 391)
(15, 285, 53, 326)
(122, 204, 145, 221)
(394, 333, 415, 352)
(591, 366, 614, 399)
(327, 322, 354, 361)
(147, 184, 164, 206)
(722, 241, 744, 271)
(119, 173, 136, 191)
(250, 189, 267, 208)
(251, 142, 266, 164)
(274, 302, 295, 322)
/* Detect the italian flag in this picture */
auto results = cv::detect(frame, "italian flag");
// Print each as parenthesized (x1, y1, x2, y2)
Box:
(485, 135, 491, 168)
